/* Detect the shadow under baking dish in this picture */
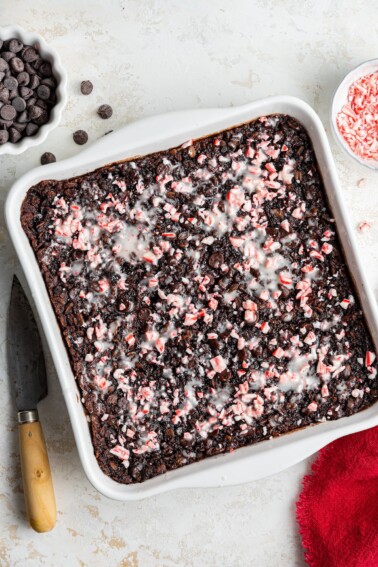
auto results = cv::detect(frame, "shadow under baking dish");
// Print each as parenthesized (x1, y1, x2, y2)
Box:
(6, 96, 378, 500)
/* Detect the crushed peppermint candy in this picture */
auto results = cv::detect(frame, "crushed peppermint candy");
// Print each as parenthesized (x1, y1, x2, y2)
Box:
(336, 71, 378, 161)
(358, 221, 371, 233)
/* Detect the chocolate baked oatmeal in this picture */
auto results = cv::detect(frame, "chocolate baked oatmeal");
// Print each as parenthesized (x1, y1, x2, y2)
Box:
(21, 114, 378, 484)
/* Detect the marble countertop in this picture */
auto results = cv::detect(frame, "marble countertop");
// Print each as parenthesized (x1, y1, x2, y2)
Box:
(1, 1, 378, 565)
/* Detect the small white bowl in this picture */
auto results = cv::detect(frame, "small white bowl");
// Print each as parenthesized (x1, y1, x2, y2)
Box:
(331, 58, 378, 170)
(0, 25, 67, 156)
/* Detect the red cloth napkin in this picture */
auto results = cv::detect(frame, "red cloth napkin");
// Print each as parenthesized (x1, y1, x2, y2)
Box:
(296, 426, 378, 567)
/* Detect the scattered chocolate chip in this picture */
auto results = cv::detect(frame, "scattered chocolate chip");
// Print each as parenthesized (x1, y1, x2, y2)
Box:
(10, 57, 24, 73)
(97, 104, 113, 119)
(73, 129, 88, 145)
(4, 76, 18, 91)
(9, 127, 21, 143)
(12, 97, 26, 112)
(25, 122, 38, 136)
(0, 129, 9, 144)
(0, 104, 16, 121)
(40, 151, 56, 165)
(9, 39, 23, 53)
(17, 71, 29, 85)
(80, 80, 93, 95)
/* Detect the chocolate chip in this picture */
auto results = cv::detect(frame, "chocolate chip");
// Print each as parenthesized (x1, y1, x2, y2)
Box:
(16, 71, 29, 86)
(17, 111, 29, 123)
(9, 127, 21, 143)
(0, 59, 8, 72)
(37, 84, 50, 100)
(138, 307, 150, 321)
(0, 104, 16, 121)
(0, 88, 9, 103)
(219, 369, 232, 382)
(41, 152, 56, 165)
(25, 122, 38, 136)
(39, 62, 52, 77)
(33, 109, 49, 125)
(26, 97, 37, 108)
(26, 98, 37, 108)
(73, 129, 88, 145)
(10, 57, 24, 73)
(36, 98, 48, 109)
(41, 77, 56, 88)
(97, 104, 113, 119)
(28, 105, 43, 120)
(21, 47, 39, 63)
(9, 39, 23, 53)
(208, 252, 224, 268)
(13, 122, 27, 133)
(28, 74, 39, 89)
(20, 86, 34, 100)
(12, 97, 26, 112)
(0, 129, 9, 144)
(4, 76, 18, 91)
(2, 51, 16, 63)
(24, 62, 36, 75)
(0, 119, 12, 129)
(80, 80, 93, 95)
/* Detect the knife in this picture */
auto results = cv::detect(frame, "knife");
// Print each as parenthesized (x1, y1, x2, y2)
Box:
(8, 275, 56, 533)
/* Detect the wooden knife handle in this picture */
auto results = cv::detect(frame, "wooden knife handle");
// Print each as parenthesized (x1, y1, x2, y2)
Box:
(18, 419, 56, 532)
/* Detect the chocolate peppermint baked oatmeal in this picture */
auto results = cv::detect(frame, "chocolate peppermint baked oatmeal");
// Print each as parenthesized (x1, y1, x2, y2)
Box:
(21, 114, 378, 484)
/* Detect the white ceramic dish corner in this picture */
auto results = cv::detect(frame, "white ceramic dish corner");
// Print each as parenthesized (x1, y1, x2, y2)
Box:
(5, 96, 378, 500)
(331, 58, 378, 170)
(0, 25, 67, 156)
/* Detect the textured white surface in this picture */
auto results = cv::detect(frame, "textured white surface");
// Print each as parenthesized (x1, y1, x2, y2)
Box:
(1, 1, 378, 565)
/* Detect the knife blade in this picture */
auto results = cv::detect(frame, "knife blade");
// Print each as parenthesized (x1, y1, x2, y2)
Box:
(8, 275, 56, 533)
(9, 276, 47, 413)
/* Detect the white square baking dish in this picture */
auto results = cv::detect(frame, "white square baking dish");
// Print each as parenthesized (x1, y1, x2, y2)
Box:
(5, 96, 378, 500)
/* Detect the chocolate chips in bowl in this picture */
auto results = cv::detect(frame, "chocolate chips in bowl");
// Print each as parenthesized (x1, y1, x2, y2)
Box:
(0, 26, 67, 155)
